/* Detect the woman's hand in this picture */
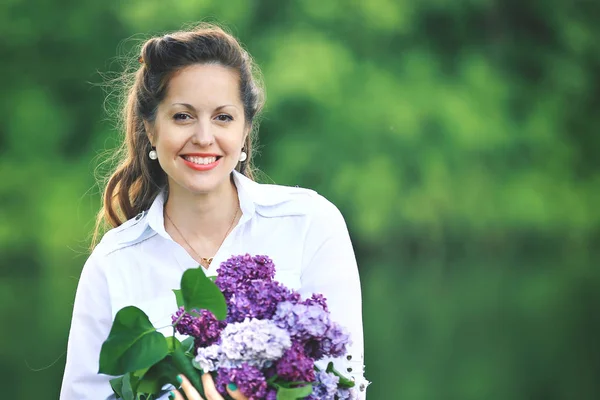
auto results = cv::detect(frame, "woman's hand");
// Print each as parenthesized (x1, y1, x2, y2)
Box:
(169, 373, 248, 400)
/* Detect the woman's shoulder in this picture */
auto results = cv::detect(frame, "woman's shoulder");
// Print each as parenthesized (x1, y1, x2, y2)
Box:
(251, 181, 343, 221)
(91, 211, 152, 258)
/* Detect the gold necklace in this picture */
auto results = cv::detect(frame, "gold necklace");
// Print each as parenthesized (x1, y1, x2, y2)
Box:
(165, 205, 239, 269)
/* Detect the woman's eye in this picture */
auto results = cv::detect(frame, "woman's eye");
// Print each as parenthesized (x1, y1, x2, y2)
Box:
(173, 113, 192, 121)
(215, 114, 233, 122)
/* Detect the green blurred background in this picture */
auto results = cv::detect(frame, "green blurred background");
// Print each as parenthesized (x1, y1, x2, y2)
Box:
(2, 0, 599, 399)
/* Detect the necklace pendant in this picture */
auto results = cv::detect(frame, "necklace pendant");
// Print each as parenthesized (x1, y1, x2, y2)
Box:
(200, 257, 213, 269)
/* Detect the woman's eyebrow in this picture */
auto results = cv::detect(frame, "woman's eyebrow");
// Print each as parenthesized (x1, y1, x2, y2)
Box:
(215, 104, 239, 111)
(171, 103, 239, 111)
(171, 102, 196, 110)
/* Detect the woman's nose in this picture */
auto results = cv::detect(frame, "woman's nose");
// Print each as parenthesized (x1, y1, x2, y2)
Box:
(191, 121, 214, 147)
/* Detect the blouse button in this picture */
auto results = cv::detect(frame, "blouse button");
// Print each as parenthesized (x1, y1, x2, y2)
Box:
(347, 367, 352, 372)
(135, 212, 144, 220)
(360, 384, 366, 392)
(346, 355, 352, 361)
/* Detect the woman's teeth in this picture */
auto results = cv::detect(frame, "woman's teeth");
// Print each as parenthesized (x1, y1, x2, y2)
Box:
(183, 156, 217, 165)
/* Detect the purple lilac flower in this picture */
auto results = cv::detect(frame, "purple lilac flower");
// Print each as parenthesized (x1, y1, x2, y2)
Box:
(215, 363, 268, 400)
(265, 388, 278, 400)
(308, 370, 339, 400)
(273, 300, 351, 360)
(308, 322, 352, 359)
(273, 301, 329, 342)
(183, 254, 356, 398)
(171, 307, 225, 348)
(227, 280, 300, 323)
(274, 342, 315, 382)
(194, 318, 291, 371)
(302, 293, 329, 312)
(215, 254, 276, 299)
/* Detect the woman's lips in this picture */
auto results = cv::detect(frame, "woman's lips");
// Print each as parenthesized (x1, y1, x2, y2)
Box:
(181, 155, 221, 171)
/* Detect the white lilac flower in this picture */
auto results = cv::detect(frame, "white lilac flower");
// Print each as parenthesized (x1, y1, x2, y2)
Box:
(193, 343, 221, 372)
(194, 318, 291, 372)
(221, 318, 291, 363)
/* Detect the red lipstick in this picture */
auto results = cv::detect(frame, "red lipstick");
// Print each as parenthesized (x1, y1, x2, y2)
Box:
(181, 155, 221, 171)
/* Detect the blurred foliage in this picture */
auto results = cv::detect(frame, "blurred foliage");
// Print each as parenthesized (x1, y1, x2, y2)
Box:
(1, 0, 599, 399)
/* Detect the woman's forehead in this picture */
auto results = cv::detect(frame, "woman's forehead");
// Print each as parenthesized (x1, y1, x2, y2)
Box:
(165, 64, 242, 107)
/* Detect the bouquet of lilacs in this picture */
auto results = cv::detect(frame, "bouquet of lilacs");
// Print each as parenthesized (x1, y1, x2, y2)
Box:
(99, 255, 358, 400)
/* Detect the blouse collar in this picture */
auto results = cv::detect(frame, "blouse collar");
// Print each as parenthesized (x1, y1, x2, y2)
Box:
(116, 170, 286, 245)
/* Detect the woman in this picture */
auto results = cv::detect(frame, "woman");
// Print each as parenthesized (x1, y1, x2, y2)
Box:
(61, 23, 368, 399)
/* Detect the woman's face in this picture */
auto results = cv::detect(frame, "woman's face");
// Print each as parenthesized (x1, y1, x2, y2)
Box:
(147, 63, 248, 197)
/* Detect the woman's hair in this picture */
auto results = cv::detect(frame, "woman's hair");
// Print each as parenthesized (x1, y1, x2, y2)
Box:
(92, 23, 265, 248)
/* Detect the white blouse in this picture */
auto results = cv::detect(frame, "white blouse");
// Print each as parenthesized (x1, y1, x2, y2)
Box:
(60, 171, 368, 399)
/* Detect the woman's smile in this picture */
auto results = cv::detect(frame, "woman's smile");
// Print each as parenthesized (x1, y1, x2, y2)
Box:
(181, 153, 222, 171)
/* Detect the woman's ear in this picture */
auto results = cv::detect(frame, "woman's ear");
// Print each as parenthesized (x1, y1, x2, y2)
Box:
(243, 124, 251, 145)
(143, 120, 154, 145)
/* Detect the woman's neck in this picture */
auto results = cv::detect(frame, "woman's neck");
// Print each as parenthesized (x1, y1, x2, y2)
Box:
(163, 176, 240, 242)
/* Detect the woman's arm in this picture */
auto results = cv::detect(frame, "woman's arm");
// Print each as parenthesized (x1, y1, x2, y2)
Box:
(61, 253, 115, 400)
(299, 197, 370, 398)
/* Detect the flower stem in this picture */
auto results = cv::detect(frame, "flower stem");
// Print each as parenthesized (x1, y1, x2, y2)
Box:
(156, 309, 188, 331)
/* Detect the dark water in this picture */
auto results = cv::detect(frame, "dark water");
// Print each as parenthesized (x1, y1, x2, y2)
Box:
(362, 254, 600, 400)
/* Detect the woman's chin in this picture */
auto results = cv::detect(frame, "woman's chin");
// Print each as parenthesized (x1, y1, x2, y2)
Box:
(168, 177, 230, 197)
(186, 183, 221, 195)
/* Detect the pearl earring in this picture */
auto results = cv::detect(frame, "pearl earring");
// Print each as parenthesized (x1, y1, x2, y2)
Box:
(149, 149, 158, 160)
(239, 151, 247, 162)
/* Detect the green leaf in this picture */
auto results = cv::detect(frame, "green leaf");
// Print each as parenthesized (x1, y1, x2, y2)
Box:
(110, 376, 124, 398)
(121, 373, 136, 400)
(278, 381, 311, 388)
(136, 356, 180, 395)
(275, 383, 313, 400)
(171, 346, 205, 398)
(173, 289, 184, 308)
(326, 362, 355, 388)
(99, 306, 170, 376)
(109, 373, 139, 400)
(135, 346, 205, 397)
(181, 336, 195, 353)
(180, 267, 227, 321)
(132, 367, 151, 379)
(166, 336, 181, 353)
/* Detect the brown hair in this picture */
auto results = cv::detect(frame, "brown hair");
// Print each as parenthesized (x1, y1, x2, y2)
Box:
(92, 23, 265, 248)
